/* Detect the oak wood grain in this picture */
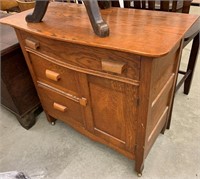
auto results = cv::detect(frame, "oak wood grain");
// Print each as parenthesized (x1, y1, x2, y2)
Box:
(3, 3, 199, 175)
(22, 31, 140, 84)
(37, 83, 85, 125)
(0, 2, 199, 57)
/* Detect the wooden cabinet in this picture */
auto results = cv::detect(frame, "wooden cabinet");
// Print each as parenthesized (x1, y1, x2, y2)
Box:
(1, 3, 199, 175)
(23, 35, 139, 158)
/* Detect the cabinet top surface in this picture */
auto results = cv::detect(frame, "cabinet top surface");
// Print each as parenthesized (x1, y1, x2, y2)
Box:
(0, 2, 199, 57)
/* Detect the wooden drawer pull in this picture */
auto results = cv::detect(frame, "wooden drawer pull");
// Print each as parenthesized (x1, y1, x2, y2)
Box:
(45, 69, 61, 81)
(25, 38, 40, 50)
(101, 59, 126, 74)
(79, 97, 87, 107)
(53, 102, 67, 112)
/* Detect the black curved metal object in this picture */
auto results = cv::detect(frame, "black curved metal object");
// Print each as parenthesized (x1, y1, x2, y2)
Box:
(25, 0, 109, 37)
(83, 0, 109, 37)
(25, 0, 49, 23)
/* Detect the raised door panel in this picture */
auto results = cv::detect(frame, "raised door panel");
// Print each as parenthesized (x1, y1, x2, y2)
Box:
(87, 75, 138, 152)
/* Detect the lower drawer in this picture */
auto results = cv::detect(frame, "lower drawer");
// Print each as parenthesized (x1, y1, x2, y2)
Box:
(37, 83, 85, 127)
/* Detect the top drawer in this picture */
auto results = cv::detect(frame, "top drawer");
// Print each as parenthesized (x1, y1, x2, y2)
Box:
(20, 32, 140, 82)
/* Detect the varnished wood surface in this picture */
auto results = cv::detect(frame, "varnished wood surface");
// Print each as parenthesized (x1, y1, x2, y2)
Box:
(2, 3, 199, 174)
(21, 31, 140, 84)
(0, 2, 199, 57)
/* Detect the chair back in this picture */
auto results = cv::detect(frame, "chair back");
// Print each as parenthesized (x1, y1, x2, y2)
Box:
(111, 0, 192, 13)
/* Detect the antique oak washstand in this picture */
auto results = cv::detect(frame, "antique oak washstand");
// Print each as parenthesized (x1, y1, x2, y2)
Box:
(0, 2, 199, 176)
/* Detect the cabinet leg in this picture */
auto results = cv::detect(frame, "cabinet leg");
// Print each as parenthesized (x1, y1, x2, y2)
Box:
(135, 159, 144, 177)
(45, 112, 56, 125)
(25, 0, 49, 23)
(161, 124, 167, 134)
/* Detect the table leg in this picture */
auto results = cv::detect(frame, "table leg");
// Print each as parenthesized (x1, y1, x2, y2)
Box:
(184, 32, 199, 95)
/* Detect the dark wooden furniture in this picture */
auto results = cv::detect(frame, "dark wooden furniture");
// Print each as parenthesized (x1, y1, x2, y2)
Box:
(119, 0, 191, 12)
(0, 13, 41, 129)
(111, 0, 200, 130)
(1, 3, 199, 175)
(191, 0, 200, 6)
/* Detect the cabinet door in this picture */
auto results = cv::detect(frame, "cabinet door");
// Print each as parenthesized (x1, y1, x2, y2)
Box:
(85, 75, 138, 152)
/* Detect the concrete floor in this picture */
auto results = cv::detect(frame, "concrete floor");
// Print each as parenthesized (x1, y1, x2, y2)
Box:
(0, 6, 200, 179)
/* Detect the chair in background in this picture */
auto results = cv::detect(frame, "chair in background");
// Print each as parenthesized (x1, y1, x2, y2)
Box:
(111, 0, 199, 129)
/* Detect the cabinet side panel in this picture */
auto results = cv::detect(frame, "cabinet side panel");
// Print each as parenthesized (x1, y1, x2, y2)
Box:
(145, 43, 181, 157)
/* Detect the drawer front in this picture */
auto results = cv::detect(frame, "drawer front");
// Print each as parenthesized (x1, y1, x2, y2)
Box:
(29, 53, 80, 97)
(21, 32, 140, 83)
(37, 83, 86, 126)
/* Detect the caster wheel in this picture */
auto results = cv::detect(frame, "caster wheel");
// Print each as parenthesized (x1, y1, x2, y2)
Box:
(137, 173, 142, 177)
(51, 121, 55, 126)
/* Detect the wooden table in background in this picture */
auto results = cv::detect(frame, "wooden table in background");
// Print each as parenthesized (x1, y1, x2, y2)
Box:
(0, 13, 41, 129)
